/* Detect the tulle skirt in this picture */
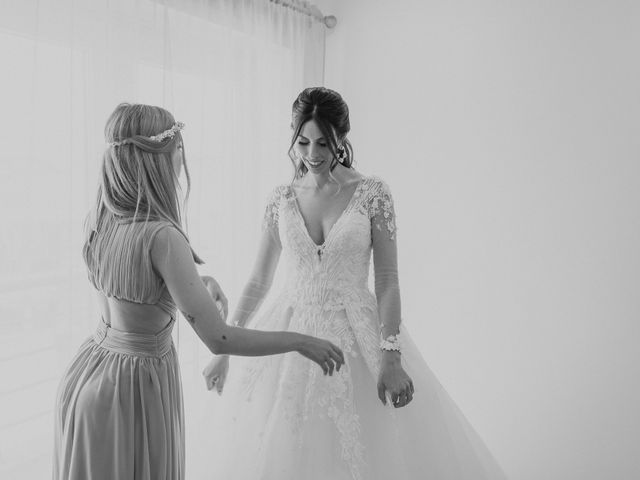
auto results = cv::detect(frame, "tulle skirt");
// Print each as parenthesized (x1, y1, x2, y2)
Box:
(53, 318, 184, 480)
(190, 292, 507, 480)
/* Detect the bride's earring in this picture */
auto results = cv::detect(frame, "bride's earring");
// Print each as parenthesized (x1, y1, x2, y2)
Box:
(336, 145, 346, 163)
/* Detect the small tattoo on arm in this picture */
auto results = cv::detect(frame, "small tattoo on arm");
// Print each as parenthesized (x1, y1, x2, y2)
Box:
(222, 335, 227, 340)
(181, 311, 196, 324)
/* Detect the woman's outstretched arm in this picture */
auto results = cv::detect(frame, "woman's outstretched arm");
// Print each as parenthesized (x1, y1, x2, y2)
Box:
(151, 226, 344, 373)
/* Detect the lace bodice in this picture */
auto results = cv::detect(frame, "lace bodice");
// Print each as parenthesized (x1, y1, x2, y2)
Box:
(263, 176, 397, 309)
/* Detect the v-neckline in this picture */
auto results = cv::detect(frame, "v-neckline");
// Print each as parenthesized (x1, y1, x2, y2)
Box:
(290, 176, 366, 249)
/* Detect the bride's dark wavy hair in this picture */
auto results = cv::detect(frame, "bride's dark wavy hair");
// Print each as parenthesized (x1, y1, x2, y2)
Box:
(288, 87, 354, 180)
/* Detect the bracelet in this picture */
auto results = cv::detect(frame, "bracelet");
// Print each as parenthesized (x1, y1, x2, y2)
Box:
(380, 334, 401, 353)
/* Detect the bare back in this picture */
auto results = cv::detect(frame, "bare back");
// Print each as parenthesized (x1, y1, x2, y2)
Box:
(97, 293, 172, 334)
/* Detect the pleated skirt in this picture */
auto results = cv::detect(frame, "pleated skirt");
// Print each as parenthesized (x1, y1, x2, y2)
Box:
(53, 319, 184, 480)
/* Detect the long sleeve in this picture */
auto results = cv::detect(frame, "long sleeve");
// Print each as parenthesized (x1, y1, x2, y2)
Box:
(369, 180, 401, 339)
(229, 187, 284, 328)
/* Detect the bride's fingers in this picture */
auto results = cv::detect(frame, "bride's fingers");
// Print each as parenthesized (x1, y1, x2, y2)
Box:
(405, 391, 413, 405)
(218, 294, 229, 318)
(332, 345, 345, 364)
(377, 383, 387, 405)
(394, 392, 407, 408)
(328, 348, 344, 369)
(318, 360, 329, 375)
(215, 299, 227, 320)
(326, 358, 335, 376)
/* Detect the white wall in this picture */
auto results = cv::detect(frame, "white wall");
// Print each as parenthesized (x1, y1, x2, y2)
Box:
(316, 1, 640, 479)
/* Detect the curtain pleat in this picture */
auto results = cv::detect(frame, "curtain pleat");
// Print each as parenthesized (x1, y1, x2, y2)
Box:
(0, 1, 325, 476)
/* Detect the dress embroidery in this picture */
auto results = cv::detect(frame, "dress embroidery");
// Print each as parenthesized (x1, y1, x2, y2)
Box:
(261, 185, 288, 233)
(366, 179, 397, 240)
(242, 176, 398, 480)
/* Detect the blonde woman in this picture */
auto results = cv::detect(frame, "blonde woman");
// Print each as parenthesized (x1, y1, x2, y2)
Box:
(53, 103, 344, 480)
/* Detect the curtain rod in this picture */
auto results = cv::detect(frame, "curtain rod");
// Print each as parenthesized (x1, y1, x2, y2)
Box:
(269, 0, 336, 27)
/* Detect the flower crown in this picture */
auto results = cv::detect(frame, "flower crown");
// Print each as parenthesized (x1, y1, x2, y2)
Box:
(108, 121, 185, 147)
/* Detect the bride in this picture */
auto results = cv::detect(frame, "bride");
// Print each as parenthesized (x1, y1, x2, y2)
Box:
(195, 87, 507, 479)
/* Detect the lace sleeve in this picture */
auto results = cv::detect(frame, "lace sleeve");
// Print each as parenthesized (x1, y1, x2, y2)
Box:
(368, 179, 397, 240)
(369, 178, 401, 338)
(262, 186, 285, 242)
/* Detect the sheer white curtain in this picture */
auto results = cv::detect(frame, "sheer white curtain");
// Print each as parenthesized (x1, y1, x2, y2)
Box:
(0, 0, 325, 477)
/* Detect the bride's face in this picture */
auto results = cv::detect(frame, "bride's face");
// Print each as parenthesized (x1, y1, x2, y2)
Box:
(294, 119, 333, 175)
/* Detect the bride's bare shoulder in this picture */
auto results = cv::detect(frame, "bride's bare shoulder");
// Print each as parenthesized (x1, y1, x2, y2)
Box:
(340, 166, 365, 186)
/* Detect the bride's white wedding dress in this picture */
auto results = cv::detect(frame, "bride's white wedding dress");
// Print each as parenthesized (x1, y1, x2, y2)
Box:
(192, 175, 507, 479)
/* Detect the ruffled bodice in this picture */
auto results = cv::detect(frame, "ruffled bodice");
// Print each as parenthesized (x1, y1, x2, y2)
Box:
(83, 218, 177, 315)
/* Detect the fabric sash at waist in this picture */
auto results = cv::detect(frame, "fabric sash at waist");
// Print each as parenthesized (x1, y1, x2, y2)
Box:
(93, 318, 174, 358)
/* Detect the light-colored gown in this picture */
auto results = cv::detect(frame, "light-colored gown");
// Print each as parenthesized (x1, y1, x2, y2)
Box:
(53, 220, 186, 480)
(193, 175, 507, 479)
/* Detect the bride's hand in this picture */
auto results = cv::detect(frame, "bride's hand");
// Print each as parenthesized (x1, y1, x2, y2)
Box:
(202, 355, 230, 394)
(296, 335, 345, 376)
(377, 352, 414, 408)
(200, 275, 229, 319)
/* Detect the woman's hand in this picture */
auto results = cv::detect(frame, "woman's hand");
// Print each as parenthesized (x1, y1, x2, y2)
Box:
(296, 335, 345, 376)
(377, 352, 414, 408)
(202, 355, 230, 394)
(200, 275, 228, 319)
